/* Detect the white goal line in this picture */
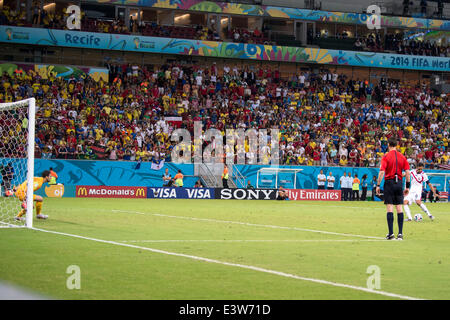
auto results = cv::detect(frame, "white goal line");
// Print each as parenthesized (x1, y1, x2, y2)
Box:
(0, 221, 26, 228)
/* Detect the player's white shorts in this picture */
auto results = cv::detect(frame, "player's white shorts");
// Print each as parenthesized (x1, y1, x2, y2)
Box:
(405, 191, 421, 204)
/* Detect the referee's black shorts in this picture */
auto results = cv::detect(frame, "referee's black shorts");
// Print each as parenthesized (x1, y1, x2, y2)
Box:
(383, 179, 403, 205)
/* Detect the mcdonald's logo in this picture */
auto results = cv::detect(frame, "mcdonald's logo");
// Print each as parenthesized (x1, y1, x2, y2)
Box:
(136, 188, 146, 198)
(76, 186, 147, 198)
(77, 187, 88, 197)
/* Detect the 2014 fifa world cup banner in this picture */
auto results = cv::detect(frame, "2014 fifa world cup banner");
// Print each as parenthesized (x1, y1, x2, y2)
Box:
(147, 187, 215, 199)
(286, 189, 342, 201)
(1, 26, 449, 72)
(76, 186, 147, 198)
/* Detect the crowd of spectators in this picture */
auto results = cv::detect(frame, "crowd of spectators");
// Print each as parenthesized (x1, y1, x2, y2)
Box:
(81, 18, 130, 35)
(229, 28, 270, 45)
(0, 4, 67, 30)
(355, 32, 449, 57)
(0, 5, 268, 44)
(0, 5, 214, 41)
(310, 28, 449, 57)
(384, 33, 449, 57)
(354, 33, 383, 52)
(141, 23, 213, 41)
(0, 61, 449, 169)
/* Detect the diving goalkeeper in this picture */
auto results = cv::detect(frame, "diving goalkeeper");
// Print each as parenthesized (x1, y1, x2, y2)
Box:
(14, 170, 52, 221)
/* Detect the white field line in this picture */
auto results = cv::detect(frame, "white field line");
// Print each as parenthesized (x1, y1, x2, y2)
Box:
(284, 203, 449, 213)
(295, 203, 377, 210)
(111, 209, 385, 240)
(32, 227, 424, 300)
(120, 239, 390, 243)
(0, 221, 25, 228)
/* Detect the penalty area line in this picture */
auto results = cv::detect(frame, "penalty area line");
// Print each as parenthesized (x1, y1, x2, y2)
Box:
(31, 227, 424, 300)
(119, 239, 391, 243)
(111, 209, 385, 240)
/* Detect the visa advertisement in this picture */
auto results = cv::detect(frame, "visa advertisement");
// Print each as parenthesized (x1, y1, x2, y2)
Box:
(147, 187, 215, 199)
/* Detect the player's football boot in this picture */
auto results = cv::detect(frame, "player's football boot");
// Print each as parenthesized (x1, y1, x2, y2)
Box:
(5, 190, 13, 197)
(36, 214, 48, 219)
(429, 215, 434, 221)
(405, 218, 412, 222)
(14, 216, 24, 221)
(385, 234, 395, 240)
(397, 234, 403, 241)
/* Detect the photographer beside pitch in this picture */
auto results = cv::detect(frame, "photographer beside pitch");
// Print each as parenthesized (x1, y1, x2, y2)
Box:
(376, 138, 411, 240)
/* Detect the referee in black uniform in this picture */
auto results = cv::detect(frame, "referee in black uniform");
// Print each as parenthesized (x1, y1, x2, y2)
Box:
(376, 137, 411, 240)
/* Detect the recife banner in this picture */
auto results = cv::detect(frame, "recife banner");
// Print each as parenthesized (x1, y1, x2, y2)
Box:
(1, 26, 449, 72)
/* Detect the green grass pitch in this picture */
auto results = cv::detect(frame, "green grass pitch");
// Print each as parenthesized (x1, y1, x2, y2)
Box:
(0, 198, 449, 300)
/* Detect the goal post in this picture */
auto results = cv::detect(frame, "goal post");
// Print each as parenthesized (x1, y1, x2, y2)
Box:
(0, 98, 36, 228)
(26, 98, 36, 228)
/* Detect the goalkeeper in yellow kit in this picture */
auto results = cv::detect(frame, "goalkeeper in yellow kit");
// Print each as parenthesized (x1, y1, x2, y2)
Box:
(14, 170, 52, 221)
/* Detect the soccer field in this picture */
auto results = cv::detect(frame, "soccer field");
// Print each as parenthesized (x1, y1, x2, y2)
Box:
(0, 198, 449, 300)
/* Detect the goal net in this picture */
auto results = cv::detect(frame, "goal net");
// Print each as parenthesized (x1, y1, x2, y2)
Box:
(0, 98, 36, 228)
(256, 168, 303, 189)
(426, 172, 450, 202)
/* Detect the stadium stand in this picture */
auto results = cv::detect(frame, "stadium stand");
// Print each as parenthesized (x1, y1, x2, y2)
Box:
(1, 62, 448, 168)
(0, 1, 448, 169)
(0, 5, 215, 40)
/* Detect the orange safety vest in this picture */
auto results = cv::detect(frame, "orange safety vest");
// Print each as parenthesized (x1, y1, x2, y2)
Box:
(222, 167, 229, 179)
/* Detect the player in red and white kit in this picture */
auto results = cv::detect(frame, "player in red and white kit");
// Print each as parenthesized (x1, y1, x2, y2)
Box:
(403, 163, 437, 221)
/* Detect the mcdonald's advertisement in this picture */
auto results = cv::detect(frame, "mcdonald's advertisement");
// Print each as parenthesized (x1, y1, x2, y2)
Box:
(76, 186, 147, 199)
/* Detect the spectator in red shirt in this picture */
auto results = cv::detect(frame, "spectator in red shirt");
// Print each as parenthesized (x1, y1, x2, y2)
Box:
(312, 148, 320, 165)
(349, 148, 358, 166)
